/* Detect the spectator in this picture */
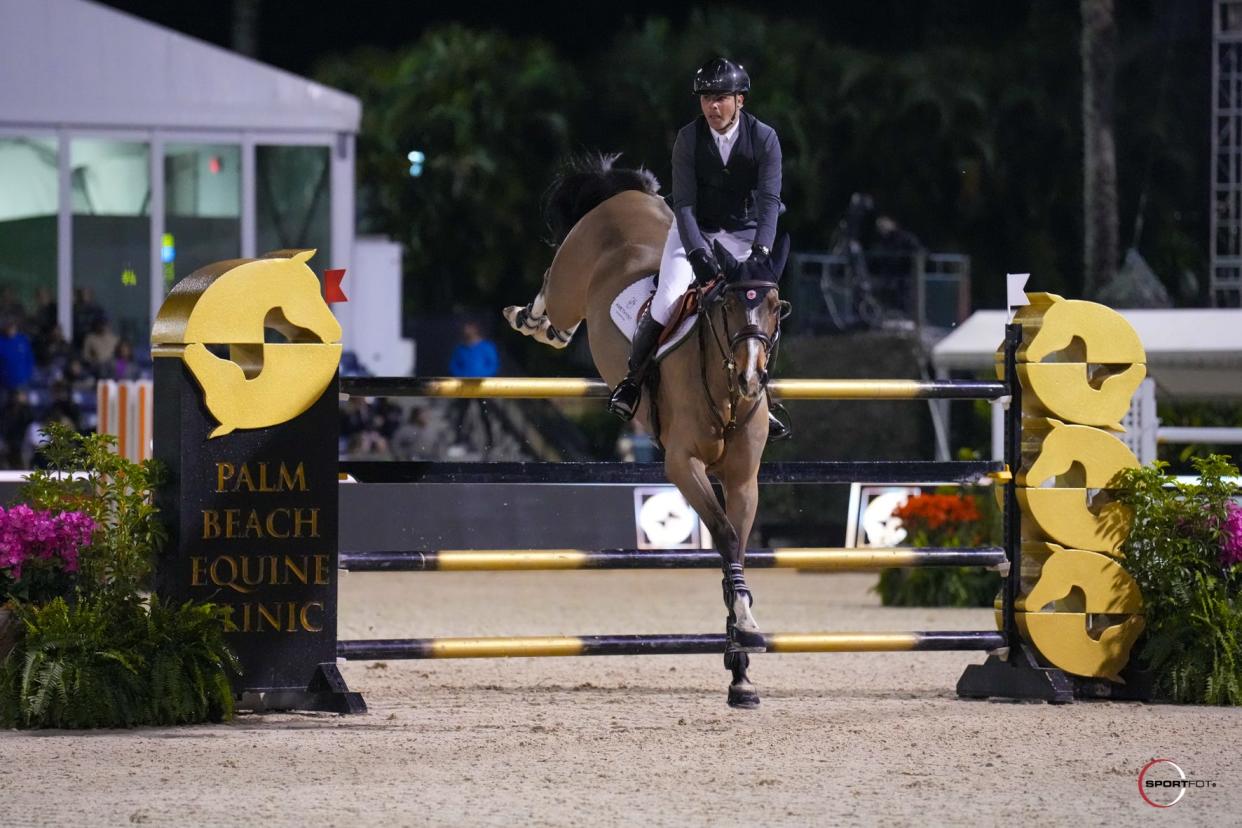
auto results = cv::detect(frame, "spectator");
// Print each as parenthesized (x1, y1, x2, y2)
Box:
(391, 407, 432, 460)
(2, 389, 34, 468)
(448, 320, 499, 378)
(448, 320, 499, 453)
(32, 286, 57, 336)
(82, 319, 119, 372)
(108, 339, 144, 381)
(72, 287, 105, 348)
(0, 318, 35, 393)
(62, 357, 96, 395)
(0, 288, 26, 328)
(35, 324, 71, 372)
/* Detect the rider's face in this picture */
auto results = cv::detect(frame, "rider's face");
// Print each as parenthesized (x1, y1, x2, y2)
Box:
(700, 93, 743, 133)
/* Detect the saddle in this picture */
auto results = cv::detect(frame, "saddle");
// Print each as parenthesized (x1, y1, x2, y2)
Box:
(609, 275, 707, 361)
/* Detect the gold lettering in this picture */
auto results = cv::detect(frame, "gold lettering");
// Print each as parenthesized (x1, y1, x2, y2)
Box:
(281, 462, 308, 492)
(242, 603, 252, 632)
(313, 554, 330, 585)
(266, 508, 290, 539)
(240, 555, 267, 588)
(190, 556, 208, 586)
(294, 508, 319, 539)
(215, 462, 235, 492)
(209, 555, 253, 594)
(235, 463, 255, 492)
(300, 601, 324, 633)
(202, 510, 221, 540)
(224, 509, 239, 537)
(257, 602, 281, 632)
(244, 510, 263, 538)
(284, 555, 308, 585)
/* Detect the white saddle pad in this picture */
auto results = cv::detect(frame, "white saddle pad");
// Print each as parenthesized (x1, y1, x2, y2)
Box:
(610, 275, 698, 361)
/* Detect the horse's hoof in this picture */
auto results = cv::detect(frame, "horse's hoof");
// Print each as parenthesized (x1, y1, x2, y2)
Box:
(728, 683, 761, 709)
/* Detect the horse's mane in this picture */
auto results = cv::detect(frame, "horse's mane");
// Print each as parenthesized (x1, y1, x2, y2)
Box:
(543, 153, 661, 246)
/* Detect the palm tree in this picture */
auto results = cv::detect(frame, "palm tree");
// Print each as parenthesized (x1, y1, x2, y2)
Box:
(1082, 0, 1118, 297)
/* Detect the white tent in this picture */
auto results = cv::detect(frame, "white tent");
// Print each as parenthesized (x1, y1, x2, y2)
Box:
(0, 0, 359, 132)
(933, 308, 1242, 400)
(0, 0, 363, 348)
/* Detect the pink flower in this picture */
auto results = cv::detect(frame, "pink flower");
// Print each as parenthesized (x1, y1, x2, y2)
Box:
(0, 505, 96, 583)
(1222, 502, 1242, 569)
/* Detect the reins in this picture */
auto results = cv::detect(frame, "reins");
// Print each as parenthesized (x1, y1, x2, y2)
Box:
(697, 279, 791, 438)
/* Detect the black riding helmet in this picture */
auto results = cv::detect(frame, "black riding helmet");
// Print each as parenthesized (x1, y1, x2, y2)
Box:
(693, 57, 750, 96)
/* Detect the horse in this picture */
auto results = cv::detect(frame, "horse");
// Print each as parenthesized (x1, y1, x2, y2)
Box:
(504, 154, 790, 708)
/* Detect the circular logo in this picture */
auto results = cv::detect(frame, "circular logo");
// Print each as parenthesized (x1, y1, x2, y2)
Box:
(1138, 759, 1186, 808)
(746, 289, 757, 301)
(638, 490, 698, 547)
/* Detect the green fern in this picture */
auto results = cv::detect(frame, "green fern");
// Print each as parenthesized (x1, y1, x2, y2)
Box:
(0, 596, 238, 729)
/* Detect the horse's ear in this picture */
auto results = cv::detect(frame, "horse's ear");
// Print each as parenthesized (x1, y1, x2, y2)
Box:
(771, 234, 792, 280)
(712, 240, 739, 277)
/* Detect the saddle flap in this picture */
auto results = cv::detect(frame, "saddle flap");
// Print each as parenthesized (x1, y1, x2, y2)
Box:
(610, 275, 699, 361)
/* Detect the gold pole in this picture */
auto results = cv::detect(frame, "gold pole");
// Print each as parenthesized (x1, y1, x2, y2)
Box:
(766, 633, 921, 653)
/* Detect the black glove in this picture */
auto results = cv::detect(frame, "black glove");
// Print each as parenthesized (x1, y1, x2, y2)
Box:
(687, 248, 719, 285)
(749, 244, 771, 266)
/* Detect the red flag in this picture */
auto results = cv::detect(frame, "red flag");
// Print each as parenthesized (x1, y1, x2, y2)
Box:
(324, 268, 348, 303)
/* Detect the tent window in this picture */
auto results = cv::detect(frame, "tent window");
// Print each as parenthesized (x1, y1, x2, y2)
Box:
(164, 143, 241, 288)
(0, 136, 58, 317)
(256, 145, 330, 265)
(70, 138, 150, 347)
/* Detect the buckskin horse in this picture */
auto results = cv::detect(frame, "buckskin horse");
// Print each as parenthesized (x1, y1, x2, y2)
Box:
(504, 155, 790, 708)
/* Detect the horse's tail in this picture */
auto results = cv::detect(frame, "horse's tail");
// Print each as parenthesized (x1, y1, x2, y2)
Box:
(543, 152, 661, 246)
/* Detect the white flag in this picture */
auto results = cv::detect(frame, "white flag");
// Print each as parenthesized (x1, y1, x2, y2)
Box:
(1006, 273, 1030, 322)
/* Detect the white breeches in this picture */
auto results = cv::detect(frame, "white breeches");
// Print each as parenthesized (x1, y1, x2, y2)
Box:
(650, 224, 756, 325)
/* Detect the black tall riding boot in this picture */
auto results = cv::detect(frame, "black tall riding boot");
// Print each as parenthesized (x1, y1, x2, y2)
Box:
(608, 314, 665, 420)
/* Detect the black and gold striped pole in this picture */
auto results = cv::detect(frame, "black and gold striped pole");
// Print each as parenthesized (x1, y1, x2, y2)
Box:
(338, 631, 1006, 661)
(340, 377, 1008, 401)
(339, 547, 1007, 572)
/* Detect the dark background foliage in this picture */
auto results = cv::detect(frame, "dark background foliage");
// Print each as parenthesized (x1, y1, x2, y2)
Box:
(102, 0, 1211, 317)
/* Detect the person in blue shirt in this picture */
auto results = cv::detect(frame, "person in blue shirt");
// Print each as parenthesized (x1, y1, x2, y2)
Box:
(449, 320, 499, 378)
(0, 319, 35, 394)
(448, 320, 499, 453)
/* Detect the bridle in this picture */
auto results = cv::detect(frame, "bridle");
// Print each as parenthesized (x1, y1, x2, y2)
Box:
(699, 278, 792, 437)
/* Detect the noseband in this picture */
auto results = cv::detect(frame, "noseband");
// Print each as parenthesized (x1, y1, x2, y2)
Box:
(699, 278, 792, 437)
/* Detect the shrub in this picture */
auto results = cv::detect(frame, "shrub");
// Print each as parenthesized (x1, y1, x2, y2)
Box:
(18, 423, 166, 602)
(0, 596, 238, 729)
(0, 425, 240, 728)
(1114, 455, 1242, 705)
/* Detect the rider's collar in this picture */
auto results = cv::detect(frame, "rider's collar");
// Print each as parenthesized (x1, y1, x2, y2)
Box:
(710, 112, 742, 143)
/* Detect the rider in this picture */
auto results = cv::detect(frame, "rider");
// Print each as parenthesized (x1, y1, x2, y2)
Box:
(607, 57, 788, 439)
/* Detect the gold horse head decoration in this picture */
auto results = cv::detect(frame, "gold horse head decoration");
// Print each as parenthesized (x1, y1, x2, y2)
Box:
(152, 250, 342, 437)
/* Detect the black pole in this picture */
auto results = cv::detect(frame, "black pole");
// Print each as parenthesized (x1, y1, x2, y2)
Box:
(1002, 322, 1022, 656)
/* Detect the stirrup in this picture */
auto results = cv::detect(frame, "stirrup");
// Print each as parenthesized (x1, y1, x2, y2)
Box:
(766, 402, 792, 442)
(608, 377, 641, 420)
